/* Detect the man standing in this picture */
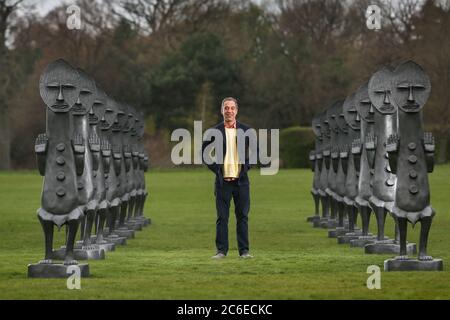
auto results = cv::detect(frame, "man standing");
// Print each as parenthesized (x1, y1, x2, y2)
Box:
(202, 97, 254, 259)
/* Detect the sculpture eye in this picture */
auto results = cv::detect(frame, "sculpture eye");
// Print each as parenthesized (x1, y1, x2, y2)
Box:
(374, 90, 385, 94)
(46, 83, 59, 89)
(413, 84, 425, 90)
(80, 89, 92, 94)
(397, 83, 409, 90)
(62, 84, 75, 89)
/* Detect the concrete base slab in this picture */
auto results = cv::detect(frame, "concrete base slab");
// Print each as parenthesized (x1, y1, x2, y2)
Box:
(384, 258, 443, 271)
(28, 263, 89, 278)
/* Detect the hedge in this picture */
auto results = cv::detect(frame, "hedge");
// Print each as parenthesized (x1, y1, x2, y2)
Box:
(280, 126, 315, 168)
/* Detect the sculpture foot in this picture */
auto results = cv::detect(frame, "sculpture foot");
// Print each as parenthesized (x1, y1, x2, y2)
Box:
(64, 259, 79, 266)
(394, 255, 409, 260)
(419, 255, 433, 261)
(38, 259, 53, 264)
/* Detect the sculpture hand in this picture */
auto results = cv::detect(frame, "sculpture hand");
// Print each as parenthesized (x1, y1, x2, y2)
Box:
(35, 133, 48, 154)
(309, 150, 316, 171)
(72, 134, 85, 176)
(35, 133, 48, 176)
(365, 133, 376, 150)
(351, 139, 362, 155)
(423, 132, 435, 153)
(89, 132, 100, 152)
(423, 132, 435, 172)
(72, 134, 85, 154)
(386, 133, 399, 153)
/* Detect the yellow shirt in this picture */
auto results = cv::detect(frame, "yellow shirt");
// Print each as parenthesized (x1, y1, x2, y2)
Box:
(223, 127, 241, 178)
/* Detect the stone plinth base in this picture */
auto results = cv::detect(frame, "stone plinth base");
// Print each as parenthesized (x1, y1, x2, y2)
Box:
(28, 263, 89, 278)
(51, 247, 105, 260)
(384, 258, 443, 271)
(365, 242, 416, 255)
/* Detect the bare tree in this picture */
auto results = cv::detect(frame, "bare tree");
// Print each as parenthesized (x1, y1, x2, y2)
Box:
(0, 0, 24, 170)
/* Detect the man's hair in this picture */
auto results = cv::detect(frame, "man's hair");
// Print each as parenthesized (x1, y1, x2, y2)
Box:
(221, 97, 238, 111)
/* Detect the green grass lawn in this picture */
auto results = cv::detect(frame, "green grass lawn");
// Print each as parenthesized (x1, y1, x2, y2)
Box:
(1, 165, 450, 299)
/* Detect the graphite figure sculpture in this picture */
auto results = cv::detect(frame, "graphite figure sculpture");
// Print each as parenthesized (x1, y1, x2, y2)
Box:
(351, 82, 377, 247)
(307, 114, 323, 225)
(385, 61, 442, 271)
(28, 59, 89, 277)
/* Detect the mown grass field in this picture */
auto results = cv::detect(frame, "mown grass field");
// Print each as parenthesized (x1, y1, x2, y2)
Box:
(0, 165, 450, 299)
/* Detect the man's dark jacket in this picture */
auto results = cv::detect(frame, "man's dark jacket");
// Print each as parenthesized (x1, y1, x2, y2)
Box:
(201, 121, 255, 187)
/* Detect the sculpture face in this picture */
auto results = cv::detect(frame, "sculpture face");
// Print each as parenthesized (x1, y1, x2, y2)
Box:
(368, 67, 396, 114)
(355, 83, 375, 123)
(73, 69, 97, 116)
(39, 59, 81, 113)
(89, 89, 107, 125)
(331, 101, 346, 134)
(343, 93, 360, 130)
(320, 111, 330, 142)
(326, 102, 339, 135)
(392, 61, 431, 113)
(125, 105, 135, 132)
(100, 97, 117, 131)
(312, 114, 322, 141)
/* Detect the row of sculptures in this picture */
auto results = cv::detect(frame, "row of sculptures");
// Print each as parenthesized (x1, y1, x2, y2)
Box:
(307, 60, 443, 271)
(28, 59, 151, 278)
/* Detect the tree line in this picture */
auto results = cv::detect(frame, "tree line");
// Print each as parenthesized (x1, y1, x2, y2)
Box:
(0, 0, 449, 169)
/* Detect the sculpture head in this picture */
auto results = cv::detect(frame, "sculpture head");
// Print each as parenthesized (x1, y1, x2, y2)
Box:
(326, 101, 340, 135)
(354, 82, 375, 123)
(72, 68, 97, 116)
(368, 66, 396, 114)
(89, 88, 107, 125)
(124, 105, 135, 133)
(319, 110, 330, 142)
(312, 114, 322, 141)
(138, 111, 145, 139)
(130, 108, 139, 137)
(329, 100, 345, 134)
(343, 92, 360, 130)
(100, 96, 118, 131)
(392, 61, 431, 113)
(39, 59, 81, 113)
(112, 102, 126, 132)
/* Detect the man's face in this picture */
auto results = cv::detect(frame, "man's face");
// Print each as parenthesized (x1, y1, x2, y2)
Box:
(222, 100, 238, 123)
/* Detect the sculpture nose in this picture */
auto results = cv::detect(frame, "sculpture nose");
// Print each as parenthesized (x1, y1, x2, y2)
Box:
(356, 113, 360, 122)
(408, 86, 415, 102)
(75, 97, 81, 105)
(369, 104, 375, 114)
(383, 91, 391, 105)
(57, 86, 64, 102)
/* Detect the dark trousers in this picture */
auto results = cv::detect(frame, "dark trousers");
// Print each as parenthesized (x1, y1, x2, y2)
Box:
(215, 180, 250, 255)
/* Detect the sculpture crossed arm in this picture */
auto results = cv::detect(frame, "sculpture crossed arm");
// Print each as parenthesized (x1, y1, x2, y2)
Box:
(123, 144, 132, 172)
(112, 144, 122, 176)
(72, 133, 85, 176)
(309, 150, 315, 172)
(89, 133, 100, 171)
(35, 133, 48, 176)
(331, 146, 339, 173)
(423, 132, 435, 173)
(101, 139, 111, 174)
(386, 133, 399, 174)
(351, 138, 362, 172)
(340, 144, 349, 175)
(365, 133, 377, 169)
